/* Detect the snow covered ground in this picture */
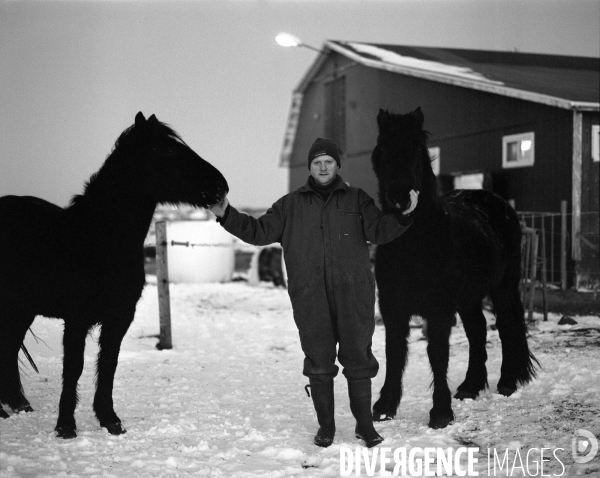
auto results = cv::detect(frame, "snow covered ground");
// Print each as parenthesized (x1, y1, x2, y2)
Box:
(1, 279, 599, 477)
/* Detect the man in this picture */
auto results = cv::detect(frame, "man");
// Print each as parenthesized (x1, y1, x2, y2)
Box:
(210, 138, 417, 448)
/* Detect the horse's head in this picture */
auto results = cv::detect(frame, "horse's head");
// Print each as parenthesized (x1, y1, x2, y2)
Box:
(372, 107, 430, 213)
(117, 112, 228, 208)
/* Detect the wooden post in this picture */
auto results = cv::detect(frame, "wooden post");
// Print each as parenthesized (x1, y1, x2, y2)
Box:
(527, 232, 539, 323)
(550, 213, 555, 284)
(155, 221, 172, 350)
(571, 111, 583, 266)
(540, 222, 548, 322)
(561, 201, 567, 290)
(520, 229, 530, 304)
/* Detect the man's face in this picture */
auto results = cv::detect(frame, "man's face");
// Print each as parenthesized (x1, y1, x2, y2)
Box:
(310, 155, 339, 185)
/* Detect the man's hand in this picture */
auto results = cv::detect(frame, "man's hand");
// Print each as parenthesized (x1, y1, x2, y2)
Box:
(209, 195, 229, 218)
(403, 190, 419, 215)
(393, 190, 419, 215)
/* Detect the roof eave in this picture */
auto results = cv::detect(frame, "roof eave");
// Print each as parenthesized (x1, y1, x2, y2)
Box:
(326, 41, 599, 112)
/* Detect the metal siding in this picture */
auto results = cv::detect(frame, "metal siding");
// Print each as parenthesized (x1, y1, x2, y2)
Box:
(374, 70, 575, 211)
(287, 58, 598, 287)
(290, 64, 581, 213)
(289, 57, 383, 198)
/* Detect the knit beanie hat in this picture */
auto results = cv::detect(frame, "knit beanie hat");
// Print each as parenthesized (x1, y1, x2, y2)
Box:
(307, 138, 341, 169)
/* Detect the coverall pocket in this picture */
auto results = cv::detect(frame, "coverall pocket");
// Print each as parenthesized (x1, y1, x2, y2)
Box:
(338, 210, 362, 239)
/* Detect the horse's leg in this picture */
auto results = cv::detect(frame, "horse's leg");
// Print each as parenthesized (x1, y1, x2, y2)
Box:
(455, 303, 488, 400)
(0, 311, 36, 414)
(372, 304, 411, 422)
(93, 318, 132, 435)
(55, 323, 88, 439)
(489, 284, 538, 396)
(426, 315, 455, 429)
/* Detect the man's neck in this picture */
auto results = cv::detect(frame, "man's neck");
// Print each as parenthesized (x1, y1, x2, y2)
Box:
(309, 175, 340, 200)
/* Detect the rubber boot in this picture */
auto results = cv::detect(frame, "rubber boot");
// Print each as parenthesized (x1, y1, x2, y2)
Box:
(307, 380, 336, 447)
(347, 378, 384, 448)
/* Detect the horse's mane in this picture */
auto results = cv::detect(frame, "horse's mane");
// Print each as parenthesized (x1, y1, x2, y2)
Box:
(68, 118, 187, 208)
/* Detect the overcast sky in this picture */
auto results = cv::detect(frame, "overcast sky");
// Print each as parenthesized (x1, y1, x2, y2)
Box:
(1, 0, 598, 209)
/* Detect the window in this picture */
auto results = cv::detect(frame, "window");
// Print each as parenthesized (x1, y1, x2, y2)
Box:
(592, 125, 599, 162)
(502, 132, 535, 168)
(454, 173, 484, 190)
(428, 147, 440, 176)
(324, 76, 346, 154)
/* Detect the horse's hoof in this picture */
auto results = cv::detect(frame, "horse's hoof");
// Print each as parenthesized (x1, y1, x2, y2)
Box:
(428, 417, 453, 429)
(104, 422, 127, 435)
(373, 412, 395, 422)
(454, 390, 478, 400)
(55, 426, 77, 439)
(0, 408, 9, 419)
(428, 410, 454, 429)
(15, 405, 34, 413)
(497, 386, 516, 397)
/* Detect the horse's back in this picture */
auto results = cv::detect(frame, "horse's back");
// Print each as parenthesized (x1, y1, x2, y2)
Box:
(0, 195, 75, 314)
(376, 189, 521, 310)
(442, 189, 521, 254)
(0, 194, 63, 230)
(0, 195, 65, 253)
(442, 189, 522, 293)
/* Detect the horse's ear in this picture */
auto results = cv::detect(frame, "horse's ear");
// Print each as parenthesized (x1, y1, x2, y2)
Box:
(148, 114, 158, 123)
(377, 108, 389, 128)
(135, 112, 146, 125)
(412, 107, 424, 126)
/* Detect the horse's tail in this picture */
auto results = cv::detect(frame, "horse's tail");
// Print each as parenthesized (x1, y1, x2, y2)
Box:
(19, 344, 39, 374)
(488, 194, 539, 388)
(489, 208, 539, 389)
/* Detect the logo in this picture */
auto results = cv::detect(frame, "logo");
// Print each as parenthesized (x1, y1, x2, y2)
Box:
(339, 446, 480, 476)
(572, 429, 598, 464)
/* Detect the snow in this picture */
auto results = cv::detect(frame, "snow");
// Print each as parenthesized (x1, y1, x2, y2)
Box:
(346, 42, 504, 86)
(1, 279, 599, 477)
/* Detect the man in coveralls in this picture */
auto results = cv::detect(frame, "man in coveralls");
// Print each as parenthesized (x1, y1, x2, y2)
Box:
(210, 138, 418, 448)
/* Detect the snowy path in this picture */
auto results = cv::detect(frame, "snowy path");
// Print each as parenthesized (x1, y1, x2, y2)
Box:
(1, 281, 599, 477)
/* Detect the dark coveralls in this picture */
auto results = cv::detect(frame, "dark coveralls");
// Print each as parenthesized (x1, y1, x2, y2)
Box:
(218, 176, 410, 382)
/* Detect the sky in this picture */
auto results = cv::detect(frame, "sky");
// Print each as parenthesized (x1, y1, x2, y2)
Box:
(1, 0, 599, 209)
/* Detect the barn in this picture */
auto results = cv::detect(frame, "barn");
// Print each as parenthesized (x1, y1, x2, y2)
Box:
(280, 41, 599, 289)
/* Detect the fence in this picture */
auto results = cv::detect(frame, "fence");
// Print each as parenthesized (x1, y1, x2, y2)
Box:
(514, 201, 599, 289)
(514, 200, 570, 291)
(153, 201, 598, 345)
(516, 200, 599, 321)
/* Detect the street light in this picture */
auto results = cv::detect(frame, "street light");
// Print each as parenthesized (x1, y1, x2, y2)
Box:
(275, 32, 323, 54)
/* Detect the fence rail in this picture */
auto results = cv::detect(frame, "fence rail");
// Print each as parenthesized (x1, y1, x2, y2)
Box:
(517, 208, 568, 290)
(515, 201, 599, 291)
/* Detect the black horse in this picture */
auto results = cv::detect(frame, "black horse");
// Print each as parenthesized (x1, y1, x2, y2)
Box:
(0, 112, 228, 438)
(371, 108, 538, 429)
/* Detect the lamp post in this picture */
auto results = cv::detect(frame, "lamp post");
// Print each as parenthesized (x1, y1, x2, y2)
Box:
(275, 32, 324, 55)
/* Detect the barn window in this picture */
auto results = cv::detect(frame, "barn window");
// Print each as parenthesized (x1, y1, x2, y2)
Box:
(592, 125, 599, 162)
(502, 132, 535, 168)
(324, 76, 346, 154)
(428, 147, 440, 176)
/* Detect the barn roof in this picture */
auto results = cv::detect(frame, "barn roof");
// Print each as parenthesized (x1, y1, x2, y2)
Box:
(296, 41, 599, 111)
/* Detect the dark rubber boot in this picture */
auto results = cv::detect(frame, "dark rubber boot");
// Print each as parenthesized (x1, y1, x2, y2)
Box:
(348, 378, 384, 448)
(308, 380, 336, 447)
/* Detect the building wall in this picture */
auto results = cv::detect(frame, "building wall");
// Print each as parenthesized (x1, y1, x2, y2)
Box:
(287, 59, 599, 287)
(290, 60, 579, 213)
(374, 70, 578, 212)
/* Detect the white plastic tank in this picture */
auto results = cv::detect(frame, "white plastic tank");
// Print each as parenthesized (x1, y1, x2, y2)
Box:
(166, 221, 234, 283)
